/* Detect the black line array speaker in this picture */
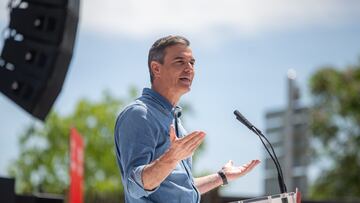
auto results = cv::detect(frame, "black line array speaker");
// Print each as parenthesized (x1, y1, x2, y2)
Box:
(0, 0, 80, 120)
(0, 177, 64, 203)
(0, 177, 15, 203)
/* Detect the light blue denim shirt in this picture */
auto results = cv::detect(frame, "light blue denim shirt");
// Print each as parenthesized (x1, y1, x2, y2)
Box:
(114, 88, 200, 203)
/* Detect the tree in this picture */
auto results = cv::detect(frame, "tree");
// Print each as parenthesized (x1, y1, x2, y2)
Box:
(8, 88, 138, 199)
(8, 87, 204, 201)
(308, 59, 360, 201)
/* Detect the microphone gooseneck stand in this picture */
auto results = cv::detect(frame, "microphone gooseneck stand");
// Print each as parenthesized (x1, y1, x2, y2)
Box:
(234, 110, 287, 194)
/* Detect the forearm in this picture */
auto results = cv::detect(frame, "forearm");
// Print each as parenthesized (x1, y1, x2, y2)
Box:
(194, 173, 223, 194)
(142, 150, 178, 190)
(140, 127, 205, 191)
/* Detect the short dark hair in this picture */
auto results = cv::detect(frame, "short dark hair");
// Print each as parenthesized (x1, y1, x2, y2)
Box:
(148, 35, 190, 83)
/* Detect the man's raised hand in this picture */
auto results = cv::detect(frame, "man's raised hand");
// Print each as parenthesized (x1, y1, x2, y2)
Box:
(167, 125, 206, 162)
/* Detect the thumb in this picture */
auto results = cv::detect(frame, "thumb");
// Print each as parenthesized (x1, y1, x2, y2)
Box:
(169, 125, 177, 143)
(225, 160, 233, 167)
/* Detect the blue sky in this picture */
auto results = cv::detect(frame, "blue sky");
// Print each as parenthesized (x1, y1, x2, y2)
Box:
(1, 0, 360, 197)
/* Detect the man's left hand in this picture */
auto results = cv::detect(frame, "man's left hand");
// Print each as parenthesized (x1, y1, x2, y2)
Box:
(221, 159, 261, 182)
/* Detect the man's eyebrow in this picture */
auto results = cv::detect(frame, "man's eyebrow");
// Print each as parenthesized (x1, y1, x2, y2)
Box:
(173, 56, 196, 62)
(173, 56, 185, 60)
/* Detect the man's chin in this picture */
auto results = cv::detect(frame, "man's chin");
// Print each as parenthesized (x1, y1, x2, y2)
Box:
(179, 86, 191, 95)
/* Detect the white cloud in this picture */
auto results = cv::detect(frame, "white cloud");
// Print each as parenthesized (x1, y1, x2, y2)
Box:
(81, 0, 360, 39)
(1, 0, 359, 39)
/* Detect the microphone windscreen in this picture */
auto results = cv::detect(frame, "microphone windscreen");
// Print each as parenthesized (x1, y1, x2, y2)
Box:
(233, 110, 253, 129)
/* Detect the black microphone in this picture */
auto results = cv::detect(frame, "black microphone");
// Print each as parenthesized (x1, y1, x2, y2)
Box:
(234, 110, 263, 136)
(174, 106, 182, 137)
(234, 110, 253, 130)
(233, 110, 287, 194)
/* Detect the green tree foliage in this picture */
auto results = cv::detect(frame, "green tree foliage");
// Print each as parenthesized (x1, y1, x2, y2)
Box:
(309, 60, 360, 200)
(8, 87, 204, 200)
(7, 89, 137, 196)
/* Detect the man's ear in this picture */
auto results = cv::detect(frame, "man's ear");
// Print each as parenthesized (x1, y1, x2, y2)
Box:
(150, 61, 161, 78)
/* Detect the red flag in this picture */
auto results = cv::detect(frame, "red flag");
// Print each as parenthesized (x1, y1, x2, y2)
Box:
(69, 128, 84, 203)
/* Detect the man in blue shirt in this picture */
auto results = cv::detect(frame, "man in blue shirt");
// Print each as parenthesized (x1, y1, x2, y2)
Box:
(114, 35, 260, 202)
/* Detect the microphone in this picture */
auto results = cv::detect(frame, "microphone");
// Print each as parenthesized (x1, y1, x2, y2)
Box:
(233, 110, 287, 194)
(174, 106, 182, 137)
(234, 110, 253, 130)
(234, 110, 263, 136)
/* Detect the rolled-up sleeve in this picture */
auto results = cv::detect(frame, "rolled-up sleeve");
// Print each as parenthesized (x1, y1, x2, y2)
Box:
(115, 104, 159, 199)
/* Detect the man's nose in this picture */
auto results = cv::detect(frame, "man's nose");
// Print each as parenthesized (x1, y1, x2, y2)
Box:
(184, 62, 194, 72)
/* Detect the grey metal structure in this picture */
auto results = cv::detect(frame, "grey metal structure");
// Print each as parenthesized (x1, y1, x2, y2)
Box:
(264, 71, 310, 197)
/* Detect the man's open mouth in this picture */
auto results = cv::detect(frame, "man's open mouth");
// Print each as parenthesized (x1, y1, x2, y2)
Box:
(179, 77, 191, 82)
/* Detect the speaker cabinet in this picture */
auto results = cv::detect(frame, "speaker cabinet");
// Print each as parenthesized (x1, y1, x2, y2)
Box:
(0, 0, 80, 120)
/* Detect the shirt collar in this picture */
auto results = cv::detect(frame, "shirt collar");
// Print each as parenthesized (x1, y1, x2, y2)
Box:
(142, 88, 175, 113)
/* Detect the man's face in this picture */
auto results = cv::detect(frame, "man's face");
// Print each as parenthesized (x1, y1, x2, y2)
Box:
(154, 44, 195, 96)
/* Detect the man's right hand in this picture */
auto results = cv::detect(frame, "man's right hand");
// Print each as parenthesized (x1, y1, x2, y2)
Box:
(166, 125, 206, 163)
(142, 125, 205, 190)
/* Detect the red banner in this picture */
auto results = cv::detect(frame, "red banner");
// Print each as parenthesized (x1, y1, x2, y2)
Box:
(69, 128, 84, 203)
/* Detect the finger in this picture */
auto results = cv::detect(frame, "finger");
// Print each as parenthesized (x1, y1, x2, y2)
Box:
(177, 135, 205, 160)
(185, 132, 206, 148)
(244, 160, 256, 167)
(236, 160, 255, 172)
(182, 131, 205, 145)
(225, 160, 233, 167)
(244, 160, 259, 168)
(182, 130, 205, 141)
(249, 159, 261, 167)
(185, 132, 205, 150)
(188, 142, 204, 156)
(252, 159, 261, 167)
(169, 125, 177, 143)
(242, 160, 260, 171)
(187, 133, 206, 151)
(250, 160, 261, 169)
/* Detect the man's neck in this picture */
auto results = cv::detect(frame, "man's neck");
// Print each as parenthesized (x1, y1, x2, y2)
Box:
(151, 85, 180, 107)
